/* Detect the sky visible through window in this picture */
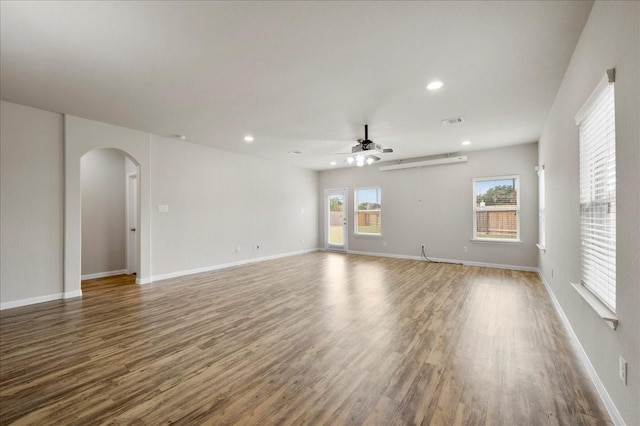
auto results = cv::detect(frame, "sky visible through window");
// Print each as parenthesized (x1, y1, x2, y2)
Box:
(357, 188, 380, 204)
(476, 179, 514, 196)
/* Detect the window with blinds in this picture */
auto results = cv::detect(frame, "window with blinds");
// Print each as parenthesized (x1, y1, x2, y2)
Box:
(575, 70, 616, 312)
(537, 166, 545, 249)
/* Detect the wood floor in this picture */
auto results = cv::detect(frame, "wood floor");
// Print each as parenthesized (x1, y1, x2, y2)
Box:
(0, 252, 611, 425)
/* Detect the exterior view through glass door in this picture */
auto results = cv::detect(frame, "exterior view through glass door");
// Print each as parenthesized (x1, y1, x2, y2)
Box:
(325, 188, 347, 251)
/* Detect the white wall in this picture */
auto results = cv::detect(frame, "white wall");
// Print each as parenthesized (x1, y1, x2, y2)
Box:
(538, 1, 639, 424)
(81, 149, 127, 276)
(65, 116, 152, 291)
(0, 101, 64, 306)
(1, 108, 318, 307)
(150, 135, 318, 279)
(319, 143, 539, 269)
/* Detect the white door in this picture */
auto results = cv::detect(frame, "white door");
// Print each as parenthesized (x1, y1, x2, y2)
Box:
(127, 174, 138, 275)
(325, 188, 348, 251)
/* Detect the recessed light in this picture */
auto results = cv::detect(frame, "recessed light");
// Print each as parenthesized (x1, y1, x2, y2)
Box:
(244, 135, 254, 142)
(330, 161, 337, 166)
(426, 81, 444, 91)
(462, 140, 472, 146)
(289, 151, 302, 155)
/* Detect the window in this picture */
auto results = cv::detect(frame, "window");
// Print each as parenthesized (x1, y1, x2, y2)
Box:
(472, 176, 520, 241)
(576, 70, 616, 312)
(537, 165, 546, 249)
(355, 187, 381, 235)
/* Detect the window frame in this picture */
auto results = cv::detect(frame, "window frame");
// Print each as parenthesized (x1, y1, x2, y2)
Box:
(575, 72, 616, 315)
(472, 175, 521, 243)
(354, 186, 382, 237)
(536, 165, 546, 250)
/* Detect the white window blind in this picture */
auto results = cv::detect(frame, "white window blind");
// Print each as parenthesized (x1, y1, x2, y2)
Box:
(537, 166, 545, 248)
(575, 71, 616, 312)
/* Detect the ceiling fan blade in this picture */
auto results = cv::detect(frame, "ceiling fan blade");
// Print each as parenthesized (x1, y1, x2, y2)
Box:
(382, 148, 394, 153)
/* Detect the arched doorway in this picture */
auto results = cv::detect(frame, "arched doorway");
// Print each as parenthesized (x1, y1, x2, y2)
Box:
(80, 148, 140, 284)
(64, 115, 151, 298)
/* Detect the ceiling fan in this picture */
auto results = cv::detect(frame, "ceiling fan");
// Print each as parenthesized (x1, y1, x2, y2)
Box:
(337, 124, 394, 167)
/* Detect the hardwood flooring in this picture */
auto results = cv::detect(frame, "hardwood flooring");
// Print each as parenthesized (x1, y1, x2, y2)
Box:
(0, 252, 611, 425)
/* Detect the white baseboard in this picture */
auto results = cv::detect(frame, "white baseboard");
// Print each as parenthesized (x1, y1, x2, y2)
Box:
(0, 288, 84, 310)
(136, 276, 152, 285)
(63, 290, 83, 299)
(345, 250, 538, 272)
(538, 272, 625, 426)
(1, 293, 63, 310)
(81, 269, 127, 280)
(148, 248, 320, 283)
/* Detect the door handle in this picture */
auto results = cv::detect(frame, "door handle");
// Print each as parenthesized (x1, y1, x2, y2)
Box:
(130, 228, 136, 232)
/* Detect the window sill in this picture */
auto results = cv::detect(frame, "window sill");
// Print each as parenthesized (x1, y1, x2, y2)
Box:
(471, 238, 521, 245)
(354, 233, 382, 238)
(536, 244, 546, 252)
(571, 282, 618, 330)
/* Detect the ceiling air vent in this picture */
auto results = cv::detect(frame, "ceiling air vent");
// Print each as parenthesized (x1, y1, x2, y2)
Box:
(441, 116, 464, 126)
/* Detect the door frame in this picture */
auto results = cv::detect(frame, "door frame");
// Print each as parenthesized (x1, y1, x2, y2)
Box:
(324, 187, 348, 251)
(126, 172, 138, 275)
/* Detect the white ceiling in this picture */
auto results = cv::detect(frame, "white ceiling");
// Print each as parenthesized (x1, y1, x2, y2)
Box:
(0, 1, 593, 171)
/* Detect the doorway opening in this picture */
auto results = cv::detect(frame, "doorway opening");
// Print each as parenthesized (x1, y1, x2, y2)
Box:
(80, 148, 140, 288)
(325, 188, 348, 251)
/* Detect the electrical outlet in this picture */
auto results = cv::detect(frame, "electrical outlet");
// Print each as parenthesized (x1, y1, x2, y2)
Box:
(463, 246, 468, 253)
(619, 356, 627, 385)
(235, 246, 241, 253)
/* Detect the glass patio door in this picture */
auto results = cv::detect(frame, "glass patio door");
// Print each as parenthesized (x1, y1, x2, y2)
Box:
(325, 188, 347, 251)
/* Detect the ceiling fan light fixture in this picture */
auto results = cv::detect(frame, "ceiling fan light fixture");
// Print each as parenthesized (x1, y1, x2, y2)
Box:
(426, 80, 444, 91)
(346, 156, 354, 164)
(356, 160, 364, 167)
(366, 157, 374, 165)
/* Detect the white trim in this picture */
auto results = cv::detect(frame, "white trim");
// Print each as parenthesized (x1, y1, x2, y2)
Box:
(136, 276, 152, 285)
(63, 290, 83, 299)
(345, 250, 537, 271)
(458, 259, 537, 272)
(354, 186, 382, 237)
(325, 187, 348, 252)
(1, 293, 64, 310)
(471, 238, 522, 245)
(81, 269, 128, 280)
(536, 244, 546, 252)
(346, 250, 422, 261)
(472, 175, 520, 241)
(1, 289, 84, 310)
(149, 249, 320, 283)
(538, 272, 625, 426)
(571, 282, 618, 330)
